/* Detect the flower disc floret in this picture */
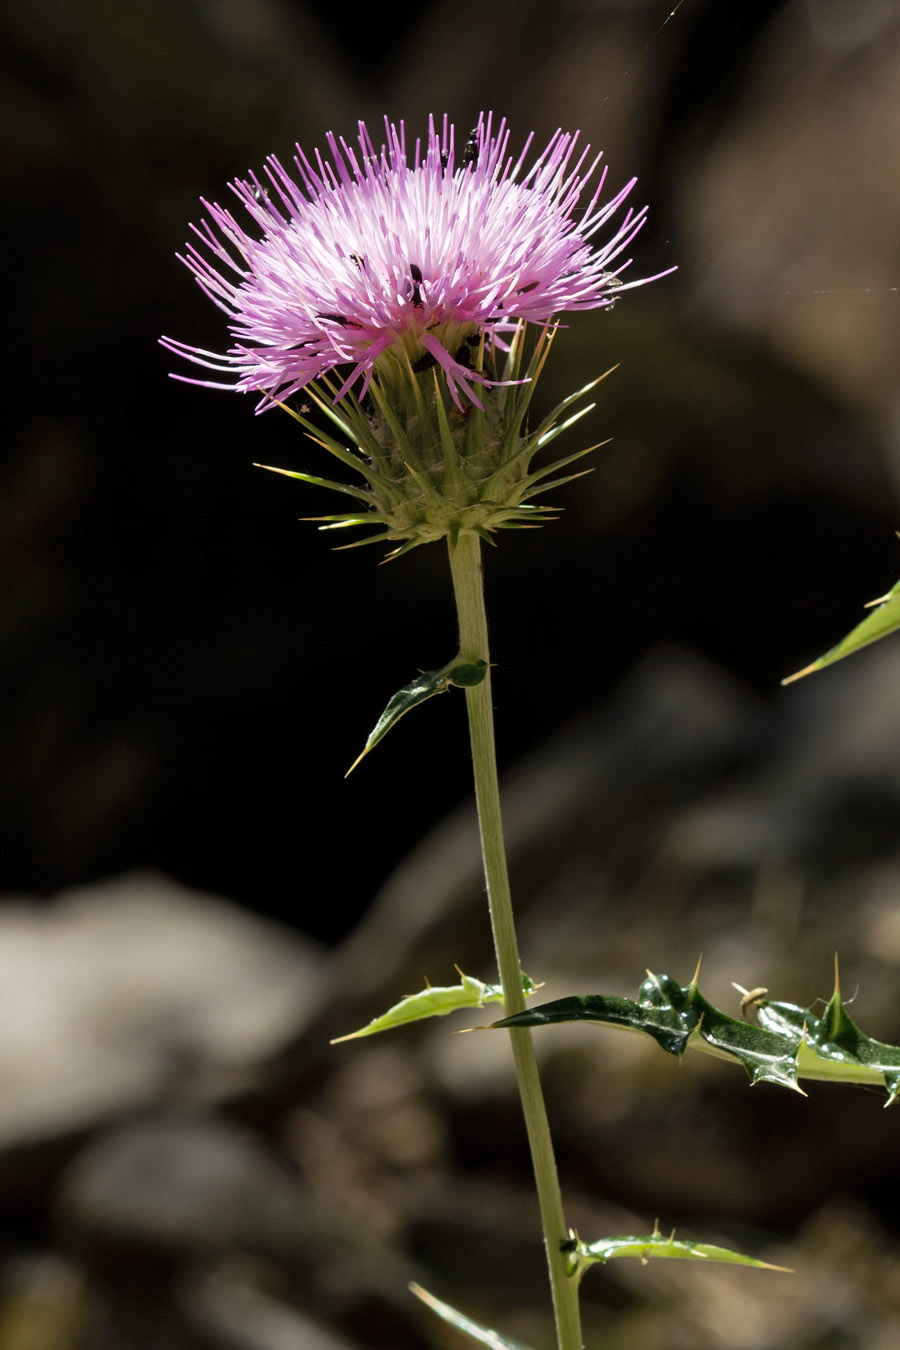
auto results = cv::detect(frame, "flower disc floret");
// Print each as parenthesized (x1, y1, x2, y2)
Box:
(161, 113, 662, 410)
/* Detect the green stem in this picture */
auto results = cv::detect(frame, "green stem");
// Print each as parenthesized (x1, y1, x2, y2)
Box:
(447, 529, 583, 1350)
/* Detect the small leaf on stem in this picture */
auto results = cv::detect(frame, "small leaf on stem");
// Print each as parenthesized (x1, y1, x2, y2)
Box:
(345, 659, 487, 775)
(409, 1283, 536, 1350)
(573, 1219, 791, 1278)
(331, 968, 537, 1043)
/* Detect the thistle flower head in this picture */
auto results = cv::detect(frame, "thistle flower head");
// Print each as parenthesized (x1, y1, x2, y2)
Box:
(161, 113, 664, 410)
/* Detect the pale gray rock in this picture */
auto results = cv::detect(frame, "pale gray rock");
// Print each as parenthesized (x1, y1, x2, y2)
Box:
(0, 871, 324, 1151)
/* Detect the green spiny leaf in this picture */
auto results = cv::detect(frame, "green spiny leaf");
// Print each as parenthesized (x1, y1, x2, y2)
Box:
(346, 658, 487, 775)
(331, 968, 537, 1043)
(783, 568, 900, 683)
(345, 668, 450, 775)
(572, 1222, 790, 1279)
(756, 963, 900, 1104)
(494, 966, 900, 1103)
(409, 1283, 535, 1350)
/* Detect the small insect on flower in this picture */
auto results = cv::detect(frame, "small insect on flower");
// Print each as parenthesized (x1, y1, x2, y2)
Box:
(407, 263, 425, 308)
(161, 113, 671, 412)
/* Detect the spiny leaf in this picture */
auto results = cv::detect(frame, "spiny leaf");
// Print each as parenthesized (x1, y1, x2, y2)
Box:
(331, 968, 538, 1043)
(409, 1284, 535, 1350)
(494, 966, 900, 1103)
(572, 1220, 790, 1278)
(346, 658, 487, 775)
(755, 964, 900, 1106)
(783, 568, 900, 683)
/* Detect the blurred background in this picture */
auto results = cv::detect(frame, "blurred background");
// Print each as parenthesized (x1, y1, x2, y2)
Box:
(3, 0, 900, 1346)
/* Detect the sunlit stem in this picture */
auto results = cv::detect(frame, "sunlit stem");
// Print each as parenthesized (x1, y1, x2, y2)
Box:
(447, 528, 583, 1350)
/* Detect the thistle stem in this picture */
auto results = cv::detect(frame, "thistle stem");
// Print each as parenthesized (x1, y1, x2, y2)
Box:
(447, 529, 583, 1350)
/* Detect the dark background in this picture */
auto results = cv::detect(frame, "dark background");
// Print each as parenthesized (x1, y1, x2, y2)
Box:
(4, 3, 900, 1347)
(3, 0, 899, 937)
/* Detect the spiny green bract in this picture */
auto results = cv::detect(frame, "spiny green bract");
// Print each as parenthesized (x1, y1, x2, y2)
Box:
(784, 566, 900, 683)
(257, 324, 611, 560)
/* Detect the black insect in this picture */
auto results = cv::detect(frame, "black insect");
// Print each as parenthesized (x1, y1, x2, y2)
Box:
(440, 126, 479, 173)
(559, 1235, 578, 1254)
(349, 253, 365, 270)
(408, 262, 424, 308)
(317, 312, 348, 325)
(454, 334, 480, 370)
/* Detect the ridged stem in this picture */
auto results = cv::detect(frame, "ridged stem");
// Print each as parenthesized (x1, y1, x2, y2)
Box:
(447, 528, 583, 1350)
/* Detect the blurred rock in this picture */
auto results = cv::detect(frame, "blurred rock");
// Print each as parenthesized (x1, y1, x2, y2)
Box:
(55, 1114, 422, 1350)
(0, 872, 323, 1155)
(56, 1116, 318, 1262)
(182, 1262, 358, 1350)
(0, 1252, 90, 1350)
(679, 0, 900, 417)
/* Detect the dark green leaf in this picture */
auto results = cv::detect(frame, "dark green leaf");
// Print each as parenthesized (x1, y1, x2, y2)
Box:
(494, 966, 900, 1103)
(446, 660, 489, 688)
(346, 658, 484, 775)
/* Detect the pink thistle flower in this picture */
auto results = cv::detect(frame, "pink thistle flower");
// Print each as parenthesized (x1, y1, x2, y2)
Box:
(161, 113, 667, 411)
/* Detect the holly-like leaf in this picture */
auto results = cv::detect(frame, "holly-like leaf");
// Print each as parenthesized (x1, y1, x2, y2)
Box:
(331, 969, 538, 1044)
(494, 965, 900, 1104)
(758, 980, 900, 1105)
(346, 658, 487, 775)
(783, 569, 900, 683)
(409, 1283, 535, 1350)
